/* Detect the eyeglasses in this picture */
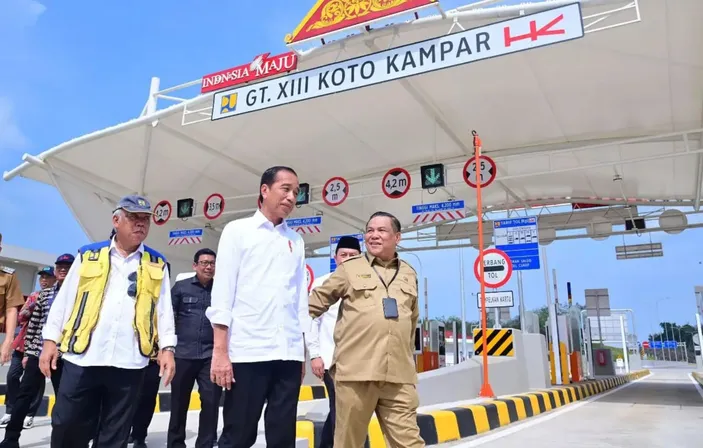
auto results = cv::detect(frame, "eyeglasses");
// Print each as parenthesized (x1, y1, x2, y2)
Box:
(197, 261, 215, 267)
(128, 272, 137, 298)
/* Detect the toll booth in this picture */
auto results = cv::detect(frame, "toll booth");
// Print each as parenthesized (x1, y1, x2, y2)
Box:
(416, 321, 440, 372)
(430, 321, 446, 367)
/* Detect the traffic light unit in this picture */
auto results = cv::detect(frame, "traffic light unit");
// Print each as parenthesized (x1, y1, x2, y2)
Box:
(420, 163, 446, 189)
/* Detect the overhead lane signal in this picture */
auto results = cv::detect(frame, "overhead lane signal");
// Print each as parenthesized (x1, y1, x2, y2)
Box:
(420, 163, 445, 190)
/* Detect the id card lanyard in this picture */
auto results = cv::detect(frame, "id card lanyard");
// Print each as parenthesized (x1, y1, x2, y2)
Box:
(365, 254, 399, 297)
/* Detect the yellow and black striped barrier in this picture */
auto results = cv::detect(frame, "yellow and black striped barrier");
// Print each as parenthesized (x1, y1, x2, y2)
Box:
(0, 394, 55, 417)
(0, 384, 328, 417)
(296, 370, 650, 447)
(473, 328, 514, 357)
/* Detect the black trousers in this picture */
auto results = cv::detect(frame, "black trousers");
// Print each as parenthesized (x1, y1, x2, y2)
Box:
(219, 360, 302, 448)
(320, 370, 336, 448)
(167, 357, 222, 448)
(2, 355, 62, 443)
(129, 360, 161, 442)
(5, 350, 45, 417)
(50, 360, 144, 448)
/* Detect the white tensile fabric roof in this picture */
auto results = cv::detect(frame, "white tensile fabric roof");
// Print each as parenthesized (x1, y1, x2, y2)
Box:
(4, 0, 702, 275)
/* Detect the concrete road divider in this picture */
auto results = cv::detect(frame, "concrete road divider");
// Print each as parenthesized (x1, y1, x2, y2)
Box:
(295, 370, 650, 448)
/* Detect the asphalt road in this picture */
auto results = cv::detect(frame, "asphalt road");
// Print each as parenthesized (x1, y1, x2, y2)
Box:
(438, 365, 703, 447)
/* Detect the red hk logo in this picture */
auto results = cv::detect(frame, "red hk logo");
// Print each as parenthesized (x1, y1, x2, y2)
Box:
(504, 14, 565, 47)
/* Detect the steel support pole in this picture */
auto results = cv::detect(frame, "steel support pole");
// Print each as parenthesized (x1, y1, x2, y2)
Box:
(541, 246, 562, 384)
(518, 271, 526, 332)
(620, 315, 630, 373)
(459, 244, 468, 358)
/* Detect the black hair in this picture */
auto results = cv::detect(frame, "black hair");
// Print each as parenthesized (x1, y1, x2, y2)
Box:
(109, 228, 116, 239)
(258, 166, 298, 204)
(194, 248, 216, 264)
(366, 211, 401, 233)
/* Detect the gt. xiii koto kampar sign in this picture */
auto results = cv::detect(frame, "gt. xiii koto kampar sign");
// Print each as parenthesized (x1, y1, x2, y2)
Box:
(212, 3, 584, 119)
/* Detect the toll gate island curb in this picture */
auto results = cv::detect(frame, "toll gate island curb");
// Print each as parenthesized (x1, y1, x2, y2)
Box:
(295, 370, 650, 448)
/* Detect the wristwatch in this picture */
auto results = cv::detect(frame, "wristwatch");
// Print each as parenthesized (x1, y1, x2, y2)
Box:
(161, 346, 175, 353)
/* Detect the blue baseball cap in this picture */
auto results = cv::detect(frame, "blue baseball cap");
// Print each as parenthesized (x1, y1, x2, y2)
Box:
(114, 195, 153, 214)
(38, 267, 55, 277)
(55, 253, 75, 265)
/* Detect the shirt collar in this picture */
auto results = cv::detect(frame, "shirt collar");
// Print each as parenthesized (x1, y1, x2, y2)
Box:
(366, 252, 399, 268)
(109, 238, 145, 257)
(190, 275, 213, 290)
(252, 209, 289, 231)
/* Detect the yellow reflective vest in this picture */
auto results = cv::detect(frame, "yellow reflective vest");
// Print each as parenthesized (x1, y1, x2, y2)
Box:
(59, 240, 167, 358)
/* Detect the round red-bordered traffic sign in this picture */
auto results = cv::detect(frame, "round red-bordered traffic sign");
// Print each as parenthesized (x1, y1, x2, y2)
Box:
(473, 248, 512, 289)
(322, 177, 349, 207)
(152, 200, 172, 226)
(305, 264, 315, 293)
(203, 193, 225, 220)
(381, 167, 412, 199)
(463, 155, 497, 189)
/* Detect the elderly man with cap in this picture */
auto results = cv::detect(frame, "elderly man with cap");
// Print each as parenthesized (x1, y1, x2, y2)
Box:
(309, 211, 424, 448)
(0, 266, 56, 430)
(307, 236, 361, 448)
(0, 253, 75, 447)
(38, 195, 177, 448)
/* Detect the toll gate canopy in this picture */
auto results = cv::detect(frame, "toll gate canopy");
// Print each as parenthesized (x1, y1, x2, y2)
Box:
(3, 0, 703, 276)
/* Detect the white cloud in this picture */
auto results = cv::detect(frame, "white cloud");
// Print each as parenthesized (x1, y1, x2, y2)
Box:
(0, 0, 46, 31)
(0, 98, 29, 151)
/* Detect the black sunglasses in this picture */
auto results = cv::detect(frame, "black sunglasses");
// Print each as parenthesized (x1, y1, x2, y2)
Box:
(128, 272, 137, 298)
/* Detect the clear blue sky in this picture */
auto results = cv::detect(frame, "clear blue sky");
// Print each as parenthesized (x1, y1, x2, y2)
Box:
(1, 0, 701, 342)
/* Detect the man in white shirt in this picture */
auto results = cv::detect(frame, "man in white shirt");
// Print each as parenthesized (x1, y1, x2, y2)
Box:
(207, 166, 309, 448)
(307, 236, 361, 448)
(39, 195, 177, 448)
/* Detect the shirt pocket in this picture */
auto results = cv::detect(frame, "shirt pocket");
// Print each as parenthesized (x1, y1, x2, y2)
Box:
(398, 282, 417, 314)
(348, 280, 380, 309)
(182, 296, 200, 312)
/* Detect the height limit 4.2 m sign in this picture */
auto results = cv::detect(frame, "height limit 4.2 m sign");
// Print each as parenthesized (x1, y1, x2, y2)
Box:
(474, 248, 513, 289)
(382, 167, 411, 199)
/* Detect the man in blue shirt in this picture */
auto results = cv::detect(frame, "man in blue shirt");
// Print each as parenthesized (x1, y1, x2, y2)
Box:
(168, 248, 221, 448)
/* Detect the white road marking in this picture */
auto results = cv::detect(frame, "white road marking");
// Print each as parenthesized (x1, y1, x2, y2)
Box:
(687, 373, 703, 401)
(450, 372, 653, 447)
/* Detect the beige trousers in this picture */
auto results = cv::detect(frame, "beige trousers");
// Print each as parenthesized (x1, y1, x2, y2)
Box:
(333, 380, 425, 448)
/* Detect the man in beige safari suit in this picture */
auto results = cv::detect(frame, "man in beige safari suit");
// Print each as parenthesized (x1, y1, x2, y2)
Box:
(308, 211, 424, 448)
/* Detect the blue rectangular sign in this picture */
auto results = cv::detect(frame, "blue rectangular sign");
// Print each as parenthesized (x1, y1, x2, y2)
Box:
(168, 228, 203, 238)
(286, 216, 322, 227)
(411, 200, 465, 215)
(494, 217, 540, 270)
(330, 233, 364, 272)
(650, 341, 677, 349)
